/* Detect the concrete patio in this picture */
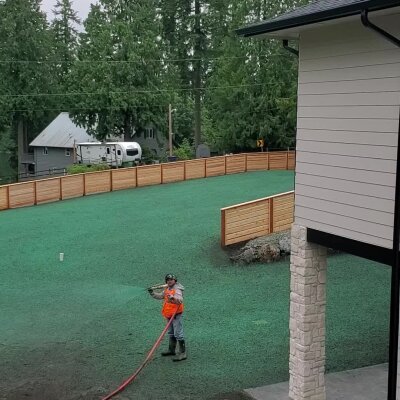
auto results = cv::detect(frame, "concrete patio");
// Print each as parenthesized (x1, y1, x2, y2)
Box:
(245, 364, 389, 400)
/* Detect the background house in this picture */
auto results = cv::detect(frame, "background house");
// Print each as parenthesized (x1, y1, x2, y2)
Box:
(28, 113, 96, 179)
(132, 125, 168, 158)
(28, 113, 166, 179)
(238, 1, 400, 399)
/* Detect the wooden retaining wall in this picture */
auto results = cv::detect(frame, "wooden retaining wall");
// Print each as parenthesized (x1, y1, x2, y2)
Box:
(0, 151, 295, 211)
(221, 191, 295, 246)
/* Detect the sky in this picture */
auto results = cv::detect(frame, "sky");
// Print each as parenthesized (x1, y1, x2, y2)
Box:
(41, 0, 96, 22)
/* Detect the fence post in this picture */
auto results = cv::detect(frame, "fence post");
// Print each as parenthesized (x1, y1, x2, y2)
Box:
(59, 177, 63, 200)
(184, 160, 187, 181)
(161, 163, 164, 184)
(110, 170, 113, 192)
(34, 181, 37, 205)
(221, 209, 226, 247)
(205, 158, 208, 178)
(269, 197, 274, 234)
(83, 174, 86, 196)
(245, 154, 248, 172)
(224, 155, 227, 175)
(135, 167, 138, 187)
(286, 149, 289, 170)
(6, 185, 10, 209)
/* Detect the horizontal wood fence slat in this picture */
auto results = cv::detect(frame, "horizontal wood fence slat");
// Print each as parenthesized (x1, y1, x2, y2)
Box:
(221, 191, 295, 246)
(36, 178, 61, 204)
(0, 151, 295, 211)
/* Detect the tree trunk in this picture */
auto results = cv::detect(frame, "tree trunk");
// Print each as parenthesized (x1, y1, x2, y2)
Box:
(124, 113, 131, 141)
(193, 0, 202, 151)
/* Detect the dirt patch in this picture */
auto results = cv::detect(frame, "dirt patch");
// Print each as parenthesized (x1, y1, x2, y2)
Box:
(208, 391, 254, 400)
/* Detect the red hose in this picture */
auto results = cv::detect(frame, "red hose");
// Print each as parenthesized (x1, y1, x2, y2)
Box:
(101, 309, 178, 400)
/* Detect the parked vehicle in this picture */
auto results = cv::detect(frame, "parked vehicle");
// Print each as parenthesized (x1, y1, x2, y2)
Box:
(76, 142, 142, 167)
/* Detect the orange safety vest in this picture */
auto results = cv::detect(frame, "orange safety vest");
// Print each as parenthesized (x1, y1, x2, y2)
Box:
(162, 287, 184, 318)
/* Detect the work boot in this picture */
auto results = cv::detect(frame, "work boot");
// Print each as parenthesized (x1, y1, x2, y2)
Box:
(173, 340, 187, 362)
(161, 336, 177, 356)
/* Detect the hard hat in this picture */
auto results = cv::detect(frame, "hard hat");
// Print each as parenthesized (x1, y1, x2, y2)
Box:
(165, 273, 177, 283)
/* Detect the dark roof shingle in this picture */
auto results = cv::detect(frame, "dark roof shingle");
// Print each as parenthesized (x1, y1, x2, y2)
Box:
(237, 0, 400, 37)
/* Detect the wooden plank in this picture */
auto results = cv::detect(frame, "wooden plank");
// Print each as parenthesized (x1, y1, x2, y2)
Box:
(221, 191, 294, 246)
(206, 157, 226, 177)
(246, 153, 269, 171)
(162, 162, 185, 184)
(137, 165, 162, 187)
(36, 178, 61, 204)
(269, 198, 274, 233)
(225, 201, 269, 216)
(185, 158, 206, 179)
(221, 209, 226, 246)
(85, 171, 112, 195)
(288, 153, 296, 170)
(226, 212, 269, 229)
(0, 186, 9, 210)
(226, 154, 246, 174)
(9, 182, 35, 208)
(111, 168, 137, 191)
(269, 152, 288, 170)
(61, 175, 85, 199)
(226, 219, 268, 235)
(226, 227, 270, 243)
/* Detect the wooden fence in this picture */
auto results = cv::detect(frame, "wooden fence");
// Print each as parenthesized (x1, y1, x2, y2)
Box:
(221, 191, 295, 246)
(0, 151, 295, 211)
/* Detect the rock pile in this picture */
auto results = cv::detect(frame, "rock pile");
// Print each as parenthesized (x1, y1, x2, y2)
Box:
(229, 231, 291, 264)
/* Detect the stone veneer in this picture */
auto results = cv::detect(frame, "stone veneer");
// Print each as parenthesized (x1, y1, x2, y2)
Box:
(289, 224, 327, 400)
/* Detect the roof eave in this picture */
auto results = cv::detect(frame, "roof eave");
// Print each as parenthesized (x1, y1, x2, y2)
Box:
(236, 0, 400, 38)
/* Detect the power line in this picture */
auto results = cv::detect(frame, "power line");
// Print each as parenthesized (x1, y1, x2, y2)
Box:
(0, 53, 295, 64)
(5, 102, 296, 114)
(0, 83, 294, 98)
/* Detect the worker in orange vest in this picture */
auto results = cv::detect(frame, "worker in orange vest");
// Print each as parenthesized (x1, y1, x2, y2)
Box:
(148, 274, 187, 361)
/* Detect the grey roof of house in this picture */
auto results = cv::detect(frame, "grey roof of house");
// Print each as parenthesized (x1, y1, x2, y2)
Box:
(30, 113, 95, 148)
(236, 0, 400, 37)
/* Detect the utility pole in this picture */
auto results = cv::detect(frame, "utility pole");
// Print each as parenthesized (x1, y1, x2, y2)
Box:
(193, 0, 202, 151)
(169, 104, 173, 157)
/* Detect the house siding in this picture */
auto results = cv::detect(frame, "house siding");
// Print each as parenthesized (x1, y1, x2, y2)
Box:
(34, 147, 74, 175)
(294, 11, 400, 249)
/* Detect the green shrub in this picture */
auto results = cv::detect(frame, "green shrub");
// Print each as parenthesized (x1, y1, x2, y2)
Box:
(174, 138, 193, 160)
(67, 164, 110, 174)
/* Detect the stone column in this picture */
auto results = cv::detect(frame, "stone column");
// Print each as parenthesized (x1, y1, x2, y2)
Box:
(289, 224, 327, 400)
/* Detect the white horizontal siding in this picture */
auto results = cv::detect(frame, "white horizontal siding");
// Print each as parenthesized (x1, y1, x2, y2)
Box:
(300, 49, 400, 72)
(296, 151, 396, 173)
(298, 78, 400, 95)
(296, 174, 395, 200)
(296, 184, 394, 213)
(299, 63, 400, 84)
(298, 92, 400, 107)
(297, 117, 398, 132)
(296, 163, 395, 186)
(295, 10, 400, 249)
(295, 216, 393, 249)
(297, 129, 397, 146)
(296, 195, 393, 226)
(296, 141, 397, 159)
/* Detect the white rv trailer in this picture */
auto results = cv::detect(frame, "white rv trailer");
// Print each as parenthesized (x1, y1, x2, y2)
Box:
(76, 142, 142, 167)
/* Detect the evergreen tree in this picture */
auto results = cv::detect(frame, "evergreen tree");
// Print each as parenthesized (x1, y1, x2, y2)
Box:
(70, 0, 170, 141)
(0, 0, 56, 175)
(51, 0, 81, 86)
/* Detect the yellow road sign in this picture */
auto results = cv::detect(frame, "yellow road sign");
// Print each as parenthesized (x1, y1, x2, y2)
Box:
(257, 139, 264, 148)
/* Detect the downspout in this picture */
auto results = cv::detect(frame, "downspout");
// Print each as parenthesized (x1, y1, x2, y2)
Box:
(282, 39, 299, 57)
(361, 9, 400, 400)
